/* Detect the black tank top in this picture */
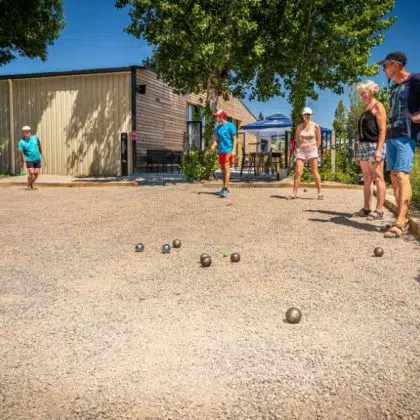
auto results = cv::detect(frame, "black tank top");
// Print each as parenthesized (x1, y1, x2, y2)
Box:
(358, 107, 379, 143)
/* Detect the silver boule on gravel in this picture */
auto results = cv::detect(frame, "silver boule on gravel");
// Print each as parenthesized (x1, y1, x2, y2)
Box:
(201, 256, 212, 267)
(374, 247, 384, 257)
(162, 244, 171, 254)
(173, 239, 182, 249)
(200, 253, 210, 262)
(285, 307, 302, 324)
(135, 243, 145, 252)
(230, 252, 240, 263)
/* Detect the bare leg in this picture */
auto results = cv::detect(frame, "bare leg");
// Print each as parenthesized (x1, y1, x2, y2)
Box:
(390, 171, 400, 210)
(359, 161, 373, 211)
(32, 168, 40, 188)
(220, 165, 226, 189)
(394, 171, 411, 225)
(27, 168, 35, 189)
(224, 162, 231, 190)
(292, 159, 304, 196)
(372, 161, 385, 212)
(309, 158, 322, 196)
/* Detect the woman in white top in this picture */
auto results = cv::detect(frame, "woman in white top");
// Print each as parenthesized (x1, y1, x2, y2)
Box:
(290, 107, 323, 199)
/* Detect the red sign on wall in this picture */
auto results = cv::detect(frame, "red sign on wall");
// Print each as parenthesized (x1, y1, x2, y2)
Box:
(131, 131, 137, 140)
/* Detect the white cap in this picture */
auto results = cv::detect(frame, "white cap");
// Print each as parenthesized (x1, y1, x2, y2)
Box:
(302, 107, 313, 115)
(22, 125, 31, 131)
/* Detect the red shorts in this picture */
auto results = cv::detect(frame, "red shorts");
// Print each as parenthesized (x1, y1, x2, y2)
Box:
(218, 153, 234, 165)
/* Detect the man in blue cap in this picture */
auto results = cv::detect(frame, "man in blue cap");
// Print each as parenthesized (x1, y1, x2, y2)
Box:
(379, 52, 420, 238)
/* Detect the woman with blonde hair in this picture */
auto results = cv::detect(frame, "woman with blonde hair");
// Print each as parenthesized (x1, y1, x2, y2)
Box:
(290, 107, 323, 199)
(353, 80, 387, 220)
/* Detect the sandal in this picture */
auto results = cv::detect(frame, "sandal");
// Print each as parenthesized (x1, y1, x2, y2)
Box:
(317, 194, 324, 200)
(384, 223, 408, 238)
(353, 208, 371, 217)
(289, 193, 297, 200)
(367, 210, 384, 221)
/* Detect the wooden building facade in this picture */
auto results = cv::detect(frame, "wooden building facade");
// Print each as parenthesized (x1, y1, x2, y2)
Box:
(0, 66, 256, 176)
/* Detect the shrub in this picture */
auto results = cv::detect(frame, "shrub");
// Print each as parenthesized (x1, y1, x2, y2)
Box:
(180, 147, 219, 181)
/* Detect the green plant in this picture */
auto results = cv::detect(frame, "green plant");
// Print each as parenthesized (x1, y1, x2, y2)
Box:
(181, 148, 218, 182)
(301, 167, 312, 182)
(319, 146, 361, 184)
(412, 151, 420, 209)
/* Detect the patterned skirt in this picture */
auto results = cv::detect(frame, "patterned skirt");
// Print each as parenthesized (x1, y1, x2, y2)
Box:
(355, 142, 386, 161)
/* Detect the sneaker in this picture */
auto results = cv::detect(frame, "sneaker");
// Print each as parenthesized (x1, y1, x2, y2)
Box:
(217, 187, 226, 196)
(220, 189, 230, 198)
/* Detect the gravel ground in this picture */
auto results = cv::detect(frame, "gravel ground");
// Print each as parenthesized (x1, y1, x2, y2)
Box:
(0, 185, 419, 420)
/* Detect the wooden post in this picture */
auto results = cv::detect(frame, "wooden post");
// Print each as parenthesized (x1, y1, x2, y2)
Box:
(8, 79, 16, 174)
(331, 131, 336, 175)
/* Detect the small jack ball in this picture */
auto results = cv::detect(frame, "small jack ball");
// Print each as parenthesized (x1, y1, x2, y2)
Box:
(285, 307, 302, 324)
(173, 239, 182, 248)
(162, 244, 171, 254)
(201, 257, 212, 267)
(230, 252, 240, 263)
(200, 253, 210, 262)
(135, 243, 145, 252)
(374, 247, 384, 257)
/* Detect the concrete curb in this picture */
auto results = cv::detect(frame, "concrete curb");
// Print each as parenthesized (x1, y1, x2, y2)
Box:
(373, 189, 420, 238)
(0, 181, 139, 188)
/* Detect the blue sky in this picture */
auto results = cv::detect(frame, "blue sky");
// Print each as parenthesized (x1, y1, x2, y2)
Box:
(1, 0, 419, 129)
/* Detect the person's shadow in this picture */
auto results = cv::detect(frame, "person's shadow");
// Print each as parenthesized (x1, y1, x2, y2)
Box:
(305, 209, 382, 233)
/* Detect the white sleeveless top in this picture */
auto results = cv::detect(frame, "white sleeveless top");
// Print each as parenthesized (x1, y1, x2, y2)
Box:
(298, 123, 318, 153)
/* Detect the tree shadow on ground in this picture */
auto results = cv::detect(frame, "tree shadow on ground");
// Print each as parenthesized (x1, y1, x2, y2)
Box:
(271, 195, 316, 200)
(307, 216, 382, 233)
(305, 209, 354, 218)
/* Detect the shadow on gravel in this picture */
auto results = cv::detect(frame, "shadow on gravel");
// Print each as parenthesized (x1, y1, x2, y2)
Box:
(305, 209, 354, 218)
(271, 195, 316, 200)
(198, 191, 221, 196)
(308, 216, 382, 233)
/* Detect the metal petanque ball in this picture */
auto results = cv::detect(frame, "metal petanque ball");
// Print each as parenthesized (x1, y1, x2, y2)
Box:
(285, 307, 302, 324)
(230, 252, 241, 263)
(201, 256, 212, 267)
(173, 239, 182, 249)
(162, 244, 171, 254)
(200, 253, 210, 263)
(374, 247, 384, 257)
(135, 243, 145, 252)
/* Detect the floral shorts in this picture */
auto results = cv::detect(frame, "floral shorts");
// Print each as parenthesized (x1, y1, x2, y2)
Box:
(355, 142, 386, 161)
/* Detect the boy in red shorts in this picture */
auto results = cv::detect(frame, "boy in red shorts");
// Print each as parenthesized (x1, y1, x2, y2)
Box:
(211, 110, 237, 197)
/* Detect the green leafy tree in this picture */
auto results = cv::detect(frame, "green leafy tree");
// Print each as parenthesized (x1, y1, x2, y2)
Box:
(0, 0, 64, 65)
(376, 81, 392, 115)
(333, 100, 347, 134)
(268, 0, 396, 127)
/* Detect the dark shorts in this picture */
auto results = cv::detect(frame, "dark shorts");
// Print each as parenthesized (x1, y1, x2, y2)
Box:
(26, 160, 41, 169)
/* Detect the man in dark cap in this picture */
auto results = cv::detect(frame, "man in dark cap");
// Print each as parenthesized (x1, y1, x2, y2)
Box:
(379, 52, 420, 238)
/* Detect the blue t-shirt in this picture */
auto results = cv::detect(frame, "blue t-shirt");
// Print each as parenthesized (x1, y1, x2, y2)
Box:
(215, 122, 237, 153)
(388, 73, 420, 141)
(18, 135, 41, 162)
